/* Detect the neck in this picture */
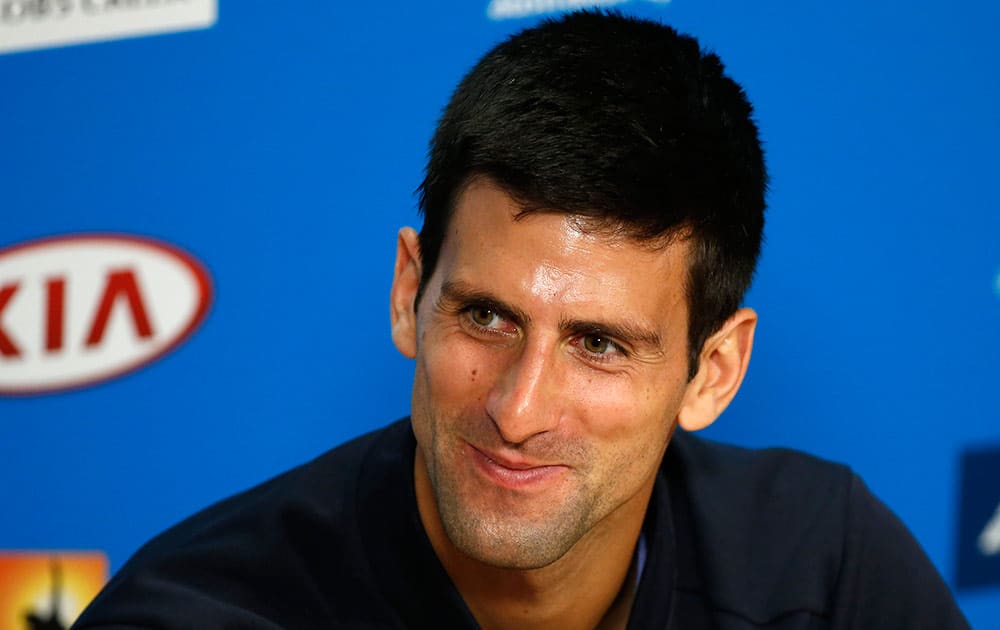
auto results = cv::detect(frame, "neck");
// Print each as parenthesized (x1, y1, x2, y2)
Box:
(415, 450, 650, 630)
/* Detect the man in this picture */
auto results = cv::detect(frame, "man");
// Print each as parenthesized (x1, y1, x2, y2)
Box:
(75, 10, 969, 629)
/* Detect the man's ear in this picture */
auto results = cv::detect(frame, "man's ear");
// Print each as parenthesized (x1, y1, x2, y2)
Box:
(677, 308, 757, 432)
(390, 227, 422, 359)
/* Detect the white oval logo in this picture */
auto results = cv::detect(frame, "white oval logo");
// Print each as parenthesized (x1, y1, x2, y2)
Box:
(0, 234, 212, 395)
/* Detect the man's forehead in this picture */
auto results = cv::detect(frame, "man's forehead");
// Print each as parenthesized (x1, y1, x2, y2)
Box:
(446, 177, 693, 256)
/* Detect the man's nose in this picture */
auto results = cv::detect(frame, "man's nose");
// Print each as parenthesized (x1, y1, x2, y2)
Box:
(485, 338, 561, 445)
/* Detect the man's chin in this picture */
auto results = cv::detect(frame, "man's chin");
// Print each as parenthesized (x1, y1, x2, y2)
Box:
(439, 509, 580, 570)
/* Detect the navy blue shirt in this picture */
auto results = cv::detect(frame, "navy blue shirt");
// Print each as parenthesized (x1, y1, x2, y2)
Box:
(74, 419, 970, 628)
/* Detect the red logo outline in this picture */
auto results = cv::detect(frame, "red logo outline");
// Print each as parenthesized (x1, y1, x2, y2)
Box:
(0, 233, 213, 396)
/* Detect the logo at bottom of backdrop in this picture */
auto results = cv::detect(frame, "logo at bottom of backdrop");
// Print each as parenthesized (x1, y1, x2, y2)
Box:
(956, 443, 1000, 589)
(0, 551, 107, 630)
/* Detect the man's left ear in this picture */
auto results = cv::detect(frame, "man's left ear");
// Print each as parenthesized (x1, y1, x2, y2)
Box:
(677, 308, 757, 432)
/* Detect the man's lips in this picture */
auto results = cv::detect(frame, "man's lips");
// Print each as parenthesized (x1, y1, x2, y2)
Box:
(467, 443, 568, 489)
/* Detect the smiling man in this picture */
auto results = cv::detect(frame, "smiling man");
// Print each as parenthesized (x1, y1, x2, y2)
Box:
(75, 10, 968, 630)
(390, 177, 745, 628)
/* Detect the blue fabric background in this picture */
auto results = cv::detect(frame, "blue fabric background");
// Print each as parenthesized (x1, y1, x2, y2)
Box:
(1, 1, 997, 625)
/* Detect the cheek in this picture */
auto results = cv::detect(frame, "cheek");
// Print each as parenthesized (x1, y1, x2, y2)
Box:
(568, 375, 649, 433)
(575, 377, 682, 466)
(419, 333, 502, 412)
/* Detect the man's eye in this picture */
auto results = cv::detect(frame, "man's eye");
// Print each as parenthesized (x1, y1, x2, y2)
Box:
(579, 334, 622, 359)
(469, 307, 500, 328)
(581, 334, 612, 355)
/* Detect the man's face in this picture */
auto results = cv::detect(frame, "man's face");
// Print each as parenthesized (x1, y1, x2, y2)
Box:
(397, 179, 700, 570)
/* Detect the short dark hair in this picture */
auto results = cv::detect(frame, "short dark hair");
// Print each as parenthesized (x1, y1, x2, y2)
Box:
(417, 10, 767, 378)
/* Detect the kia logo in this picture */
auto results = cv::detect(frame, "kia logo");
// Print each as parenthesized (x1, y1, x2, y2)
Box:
(0, 234, 212, 395)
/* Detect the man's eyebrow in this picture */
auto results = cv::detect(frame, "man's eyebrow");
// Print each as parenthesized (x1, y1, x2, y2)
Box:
(560, 317, 663, 351)
(438, 280, 531, 325)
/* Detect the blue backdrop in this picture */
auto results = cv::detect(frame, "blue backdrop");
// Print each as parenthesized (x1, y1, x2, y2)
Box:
(1, 0, 997, 626)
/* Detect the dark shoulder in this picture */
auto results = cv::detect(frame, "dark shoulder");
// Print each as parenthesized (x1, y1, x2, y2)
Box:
(73, 419, 412, 629)
(665, 431, 853, 622)
(129, 419, 395, 564)
(664, 432, 968, 629)
(667, 429, 853, 512)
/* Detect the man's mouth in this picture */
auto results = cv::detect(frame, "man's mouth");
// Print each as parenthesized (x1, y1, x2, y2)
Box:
(467, 443, 568, 489)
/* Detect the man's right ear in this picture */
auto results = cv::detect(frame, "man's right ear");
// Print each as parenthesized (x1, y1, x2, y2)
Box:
(390, 227, 422, 359)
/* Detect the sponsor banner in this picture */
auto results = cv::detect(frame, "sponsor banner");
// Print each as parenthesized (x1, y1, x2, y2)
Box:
(0, 234, 212, 395)
(957, 444, 1000, 589)
(0, 551, 107, 630)
(0, 0, 216, 55)
(487, 0, 670, 21)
